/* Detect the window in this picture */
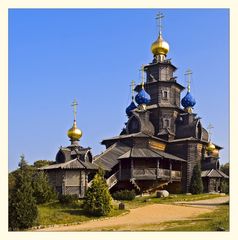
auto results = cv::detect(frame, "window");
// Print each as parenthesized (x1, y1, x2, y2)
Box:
(161, 89, 169, 100)
(163, 118, 170, 128)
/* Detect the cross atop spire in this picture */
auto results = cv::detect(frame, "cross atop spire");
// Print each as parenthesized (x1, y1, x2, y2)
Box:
(207, 123, 214, 141)
(140, 65, 145, 89)
(71, 99, 78, 121)
(155, 12, 164, 35)
(130, 80, 135, 99)
(185, 69, 192, 92)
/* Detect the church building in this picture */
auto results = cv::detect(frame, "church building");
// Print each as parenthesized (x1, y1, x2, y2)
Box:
(93, 13, 228, 194)
(41, 13, 228, 197)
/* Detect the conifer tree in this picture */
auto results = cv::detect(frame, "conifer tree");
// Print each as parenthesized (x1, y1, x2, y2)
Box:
(9, 156, 38, 230)
(83, 169, 113, 216)
(190, 164, 204, 194)
(32, 171, 56, 204)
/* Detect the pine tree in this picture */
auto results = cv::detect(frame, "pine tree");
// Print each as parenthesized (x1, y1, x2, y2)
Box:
(32, 171, 56, 204)
(83, 170, 113, 216)
(9, 157, 38, 230)
(190, 164, 204, 194)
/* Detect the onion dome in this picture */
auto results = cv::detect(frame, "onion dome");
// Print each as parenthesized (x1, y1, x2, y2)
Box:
(181, 91, 196, 109)
(212, 148, 219, 157)
(67, 120, 82, 141)
(151, 34, 170, 56)
(126, 101, 137, 117)
(135, 87, 151, 105)
(206, 142, 216, 152)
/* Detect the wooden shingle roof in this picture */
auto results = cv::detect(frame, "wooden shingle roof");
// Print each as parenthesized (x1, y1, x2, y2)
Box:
(39, 158, 98, 170)
(201, 169, 229, 178)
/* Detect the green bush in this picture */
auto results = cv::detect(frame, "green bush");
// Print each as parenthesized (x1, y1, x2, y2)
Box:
(221, 180, 229, 194)
(190, 164, 203, 194)
(9, 168, 38, 230)
(83, 170, 113, 216)
(32, 171, 57, 204)
(112, 189, 136, 201)
(58, 194, 78, 204)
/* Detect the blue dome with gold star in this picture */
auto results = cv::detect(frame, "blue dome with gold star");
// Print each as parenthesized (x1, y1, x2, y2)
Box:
(126, 101, 137, 117)
(181, 91, 196, 109)
(135, 88, 151, 105)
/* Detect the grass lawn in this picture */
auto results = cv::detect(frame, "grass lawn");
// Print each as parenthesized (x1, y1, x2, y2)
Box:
(36, 193, 227, 229)
(37, 201, 127, 227)
(160, 202, 229, 231)
(122, 193, 223, 210)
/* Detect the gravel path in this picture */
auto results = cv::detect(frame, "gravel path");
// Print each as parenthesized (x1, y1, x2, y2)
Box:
(35, 196, 229, 232)
(174, 196, 229, 208)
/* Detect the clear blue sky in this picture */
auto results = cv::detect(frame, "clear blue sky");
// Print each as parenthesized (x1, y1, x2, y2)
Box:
(9, 9, 229, 171)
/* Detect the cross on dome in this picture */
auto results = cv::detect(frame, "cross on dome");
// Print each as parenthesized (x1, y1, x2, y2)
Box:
(155, 12, 164, 35)
(185, 69, 192, 92)
(71, 99, 78, 121)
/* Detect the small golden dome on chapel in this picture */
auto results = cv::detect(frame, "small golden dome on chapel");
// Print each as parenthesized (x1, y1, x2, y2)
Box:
(67, 120, 82, 141)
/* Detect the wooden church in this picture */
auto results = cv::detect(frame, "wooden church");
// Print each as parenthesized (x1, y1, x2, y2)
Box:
(93, 13, 228, 194)
(41, 13, 228, 197)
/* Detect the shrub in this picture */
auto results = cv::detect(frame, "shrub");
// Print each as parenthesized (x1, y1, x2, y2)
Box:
(58, 194, 78, 204)
(83, 170, 113, 216)
(9, 169, 38, 230)
(221, 180, 229, 194)
(190, 164, 203, 194)
(32, 171, 57, 204)
(112, 189, 136, 201)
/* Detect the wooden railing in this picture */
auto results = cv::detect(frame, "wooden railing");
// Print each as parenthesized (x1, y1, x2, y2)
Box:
(132, 168, 181, 180)
(106, 171, 119, 189)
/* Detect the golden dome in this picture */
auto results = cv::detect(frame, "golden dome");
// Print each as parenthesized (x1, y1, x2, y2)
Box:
(151, 35, 169, 56)
(67, 120, 82, 140)
(206, 142, 216, 152)
(212, 148, 219, 156)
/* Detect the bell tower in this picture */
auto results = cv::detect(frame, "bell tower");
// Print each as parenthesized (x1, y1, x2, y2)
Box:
(135, 13, 185, 139)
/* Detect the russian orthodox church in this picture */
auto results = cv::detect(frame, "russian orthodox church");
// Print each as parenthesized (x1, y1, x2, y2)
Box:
(93, 13, 228, 194)
(41, 13, 228, 197)
(40, 100, 98, 198)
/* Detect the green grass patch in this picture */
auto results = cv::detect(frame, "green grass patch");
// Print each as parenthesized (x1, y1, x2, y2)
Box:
(36, 194, 227, 229)
(37, 200, 127, 226)
(160, 202, 229, 231)
(122, 193, 224, 210)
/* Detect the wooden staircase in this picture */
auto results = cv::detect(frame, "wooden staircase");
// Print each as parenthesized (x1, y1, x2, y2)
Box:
(130, 178, 141, 192)
(106, 171, 119, 190)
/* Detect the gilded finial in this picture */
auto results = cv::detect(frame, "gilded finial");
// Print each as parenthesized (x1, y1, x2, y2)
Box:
(67, 99, 82, 143)
(185, 69, 192, 92)
(151, 12, 169, 61)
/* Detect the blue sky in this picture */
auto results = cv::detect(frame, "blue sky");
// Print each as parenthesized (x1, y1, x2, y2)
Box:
(9, 9, 229, 171)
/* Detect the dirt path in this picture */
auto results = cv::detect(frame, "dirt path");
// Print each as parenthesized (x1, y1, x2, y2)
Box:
(36, 196, 228, 231)
(175, 196, 229, 208)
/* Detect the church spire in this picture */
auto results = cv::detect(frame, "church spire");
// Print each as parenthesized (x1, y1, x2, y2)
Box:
(67, 99, 82, 144)
(151, 12, 170, 62)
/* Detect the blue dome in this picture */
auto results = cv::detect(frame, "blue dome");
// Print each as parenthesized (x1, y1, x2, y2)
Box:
(126, 101, 137, 117)
(181, 91, 196, 109)
(135, 89, 151, 105)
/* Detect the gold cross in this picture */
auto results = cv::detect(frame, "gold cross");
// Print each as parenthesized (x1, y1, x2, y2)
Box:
(185, 69, 192, 92)
(71, 99, 78, 121)
(130, 80, 135, 99)
(207, 123, 214, 141)
(155, 12, 164, 35)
